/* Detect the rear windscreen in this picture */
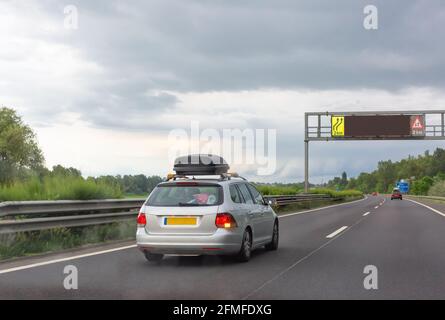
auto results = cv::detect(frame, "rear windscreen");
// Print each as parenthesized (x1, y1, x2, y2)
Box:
(146, 184, 223, 206)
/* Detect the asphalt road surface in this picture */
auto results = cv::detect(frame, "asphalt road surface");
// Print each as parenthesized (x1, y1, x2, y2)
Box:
(1, 195, 445, 300)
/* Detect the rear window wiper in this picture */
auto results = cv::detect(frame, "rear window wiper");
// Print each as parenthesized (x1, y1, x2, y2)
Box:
(178, 202, 201, 206)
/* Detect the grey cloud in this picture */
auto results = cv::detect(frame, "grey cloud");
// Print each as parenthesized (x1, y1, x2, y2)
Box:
(52, 0, 445, 93)
(78, 89, 179, 130)
(21, 0, 445, 131)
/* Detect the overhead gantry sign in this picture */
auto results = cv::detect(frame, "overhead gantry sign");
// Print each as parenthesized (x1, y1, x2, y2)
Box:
(303, 110, 445, 192)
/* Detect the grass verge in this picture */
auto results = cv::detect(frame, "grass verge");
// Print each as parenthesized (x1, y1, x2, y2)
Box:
(405, 195, 445, 206)
(0, 176, 122, 201)
(0, 220, 135, 261)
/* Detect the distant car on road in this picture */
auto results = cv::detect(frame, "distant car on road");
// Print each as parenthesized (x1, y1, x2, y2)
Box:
(136, 154, 279, 263)
(391, 189, 403, 200)
(372, 192, 378, 196)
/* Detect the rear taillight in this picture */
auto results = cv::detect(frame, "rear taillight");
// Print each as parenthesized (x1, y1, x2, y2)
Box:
(215, 213, 237, 228)
(137, 212, 146, 227)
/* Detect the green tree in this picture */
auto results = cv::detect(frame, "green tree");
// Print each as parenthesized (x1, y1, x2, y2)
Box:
(327, 148, 445, 195)
(428, 180, 445, 197)
(340, 171, 348, 188)
(0, 107, 44, 184)
(376, 160, 397, 193)
(411, 176, 434, 195)
(430, 149, 445, 175)
(354, 172, 377, 193)
(50, 165, 82, 178)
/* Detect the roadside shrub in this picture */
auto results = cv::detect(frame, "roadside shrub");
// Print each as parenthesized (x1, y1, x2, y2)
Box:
(255, 184, 362, 198)
(0, 220, 136, 260)
(428, 180, 445, 197)
(0, 175, 122, 201)
(255, 185, 301, 195)
(308, 188, 363, 198)
(411, 176, 434, 195)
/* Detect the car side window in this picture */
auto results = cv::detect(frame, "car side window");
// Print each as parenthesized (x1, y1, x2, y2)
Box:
(246, 184, 264, 205)
(237, 183, 254, 205)
(229, 184, 242, 203)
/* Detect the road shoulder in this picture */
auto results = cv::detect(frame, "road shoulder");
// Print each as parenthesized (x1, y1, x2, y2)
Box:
(405, 196, 445, 217)
(0, 239, 136, 273)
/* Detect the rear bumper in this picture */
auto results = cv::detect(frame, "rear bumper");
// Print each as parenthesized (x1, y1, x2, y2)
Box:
(136, 227, 242, 255)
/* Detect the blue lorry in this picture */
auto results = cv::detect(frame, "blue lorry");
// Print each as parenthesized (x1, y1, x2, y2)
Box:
(396, 180, 410, 194)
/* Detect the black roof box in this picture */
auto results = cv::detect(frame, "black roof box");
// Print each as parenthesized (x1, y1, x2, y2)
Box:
(173, 154, 229, 175)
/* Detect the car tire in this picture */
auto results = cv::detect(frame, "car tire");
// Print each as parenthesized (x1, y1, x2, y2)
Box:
(237, 229, 252, 262)
(265, 220, 279, 251)
(144, 252, 164, 262)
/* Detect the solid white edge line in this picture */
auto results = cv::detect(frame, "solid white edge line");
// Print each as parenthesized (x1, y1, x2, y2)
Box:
(363, 211, 370, 216)
(0, 244, 137, 275)
(278, 195, 368, 219)
(406, 199, 445, 218)
(326, 226, 348, 238)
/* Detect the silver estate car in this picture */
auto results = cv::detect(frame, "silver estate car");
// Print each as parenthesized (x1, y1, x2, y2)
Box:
(136, 176, 279, 262)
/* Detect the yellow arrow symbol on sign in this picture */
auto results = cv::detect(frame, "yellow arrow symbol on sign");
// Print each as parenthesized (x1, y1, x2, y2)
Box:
(332, 116, 345, 137)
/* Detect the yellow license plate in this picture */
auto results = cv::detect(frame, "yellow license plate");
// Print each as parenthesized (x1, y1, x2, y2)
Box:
(164, 217, 197, 225)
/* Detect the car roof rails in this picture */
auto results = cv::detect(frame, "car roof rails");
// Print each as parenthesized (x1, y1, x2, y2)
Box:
(166, 172, 246, 182)
(220, 172, 247, 181)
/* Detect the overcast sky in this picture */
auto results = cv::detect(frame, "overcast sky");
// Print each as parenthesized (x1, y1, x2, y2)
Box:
(1, 0, 445, 182)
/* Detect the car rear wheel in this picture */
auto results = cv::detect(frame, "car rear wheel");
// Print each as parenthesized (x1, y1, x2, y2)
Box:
(237, 229, 252, 262)
(144, 252, 164, 262)
(265, 220, 279, 251)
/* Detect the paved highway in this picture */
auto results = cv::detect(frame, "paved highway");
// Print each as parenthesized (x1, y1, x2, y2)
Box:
(1, 195, 445, 299)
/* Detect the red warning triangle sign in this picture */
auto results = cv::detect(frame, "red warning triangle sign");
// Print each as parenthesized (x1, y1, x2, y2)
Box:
(412, 116, 423, 129)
